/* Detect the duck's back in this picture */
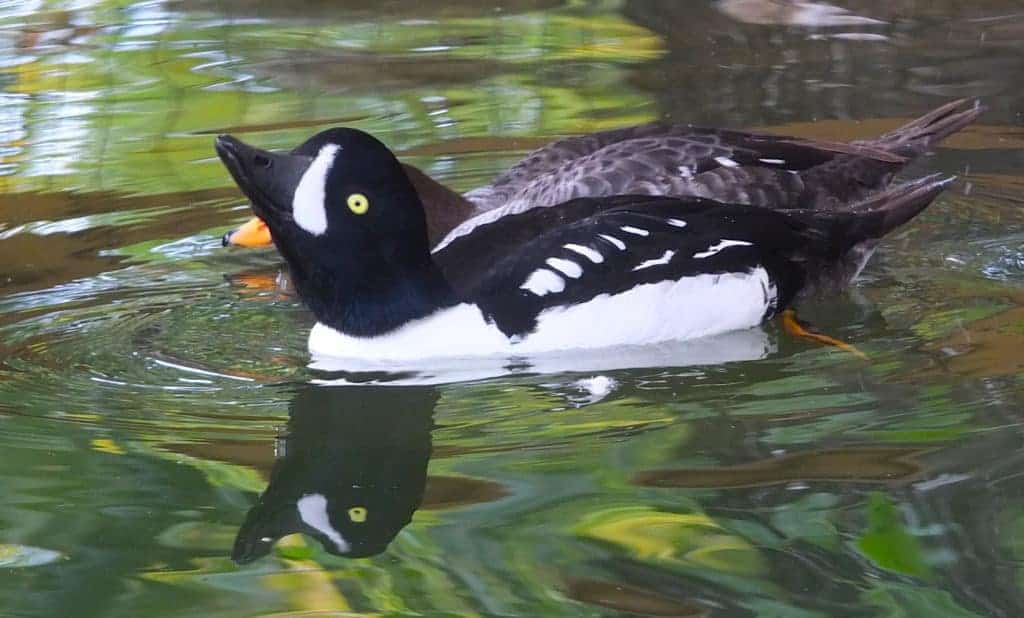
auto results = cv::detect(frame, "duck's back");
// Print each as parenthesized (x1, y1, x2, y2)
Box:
(451, 99, 980, 251)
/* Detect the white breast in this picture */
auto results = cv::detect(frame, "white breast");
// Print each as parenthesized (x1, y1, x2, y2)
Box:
(309, 304, 510, 361)
(307, 267, 776, 363)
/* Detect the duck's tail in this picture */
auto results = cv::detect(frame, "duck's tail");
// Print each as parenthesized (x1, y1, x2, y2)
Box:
(859, 98, 984, 159)
(844, 174, 955, 239)
(797, 175, 954, 296)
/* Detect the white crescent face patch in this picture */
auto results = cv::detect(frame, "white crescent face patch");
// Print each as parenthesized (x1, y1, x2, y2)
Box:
(297, 493, 351, 553)
(292, 144, 341, 236)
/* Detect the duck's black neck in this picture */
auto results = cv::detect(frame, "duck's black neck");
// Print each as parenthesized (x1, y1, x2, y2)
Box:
(290, 258, 458, 337)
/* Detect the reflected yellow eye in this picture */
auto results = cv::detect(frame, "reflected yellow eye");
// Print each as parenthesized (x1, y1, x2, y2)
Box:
(348, 507, 368, 523)
(347, 193, 369, 215)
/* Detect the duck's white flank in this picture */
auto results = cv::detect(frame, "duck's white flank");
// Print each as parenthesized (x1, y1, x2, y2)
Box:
(297, 493, 350, 553)
(308, 268, 777, 361)
(292, 144, 340, 236)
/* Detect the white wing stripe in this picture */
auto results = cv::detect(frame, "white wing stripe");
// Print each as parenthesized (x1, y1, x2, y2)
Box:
(693, 239, 753, 259)
(546, 257, 583, 279)
(564, 243, 604, 264)
(520, 268, 566, 296)
(633, 250, 676, 271)
(599, 234, 626, 250)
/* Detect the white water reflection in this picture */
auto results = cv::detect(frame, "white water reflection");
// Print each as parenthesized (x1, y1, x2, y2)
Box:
(310, 328, 776, 385)
(716, 0, 887, 27)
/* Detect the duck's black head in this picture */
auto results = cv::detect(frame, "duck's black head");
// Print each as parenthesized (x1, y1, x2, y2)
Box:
(215, 128, 455, 336)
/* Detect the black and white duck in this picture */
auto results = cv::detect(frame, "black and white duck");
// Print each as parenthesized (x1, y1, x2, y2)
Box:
(214, 121, 960, 361)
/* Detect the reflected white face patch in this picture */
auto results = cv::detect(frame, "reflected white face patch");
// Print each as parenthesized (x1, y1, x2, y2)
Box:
(297, 493, 350, 553)
(292, 144, 340, 236)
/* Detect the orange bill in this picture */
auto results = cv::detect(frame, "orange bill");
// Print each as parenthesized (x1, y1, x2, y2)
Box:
(223, 216, 272, 247)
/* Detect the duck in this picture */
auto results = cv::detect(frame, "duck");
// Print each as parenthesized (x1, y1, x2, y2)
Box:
(214, 127, 955, 361)
(222, 98, 981, 250)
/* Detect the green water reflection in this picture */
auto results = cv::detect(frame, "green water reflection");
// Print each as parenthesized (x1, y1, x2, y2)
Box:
(0, 1, 1023, 616)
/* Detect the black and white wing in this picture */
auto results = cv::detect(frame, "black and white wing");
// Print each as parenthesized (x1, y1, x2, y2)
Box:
(440, 176, 953, 341)
(450, 196, 825, 338)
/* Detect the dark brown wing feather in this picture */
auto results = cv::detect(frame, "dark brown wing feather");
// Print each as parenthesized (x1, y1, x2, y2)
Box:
(461, 99, 981, 216)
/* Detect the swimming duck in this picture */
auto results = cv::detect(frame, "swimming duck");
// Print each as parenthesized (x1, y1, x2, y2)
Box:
(215, 127, 953, 361)
(222, 98, 980, 250)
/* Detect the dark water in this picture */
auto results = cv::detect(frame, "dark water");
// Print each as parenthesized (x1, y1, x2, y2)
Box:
(1, 1, 1023, 616)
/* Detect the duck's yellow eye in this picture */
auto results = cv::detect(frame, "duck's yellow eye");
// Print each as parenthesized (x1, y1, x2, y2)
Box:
(348, 506, 368, 523)
(347, 193, 369, 215)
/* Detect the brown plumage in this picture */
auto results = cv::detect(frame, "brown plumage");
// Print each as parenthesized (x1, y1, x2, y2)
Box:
(429, 98, 982, 247)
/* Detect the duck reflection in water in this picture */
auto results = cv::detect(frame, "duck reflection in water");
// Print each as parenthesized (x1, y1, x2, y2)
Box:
(232, 384, 436, 563)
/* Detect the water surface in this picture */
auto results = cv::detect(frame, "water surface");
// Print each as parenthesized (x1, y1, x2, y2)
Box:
(1, 1, 1023, 616)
